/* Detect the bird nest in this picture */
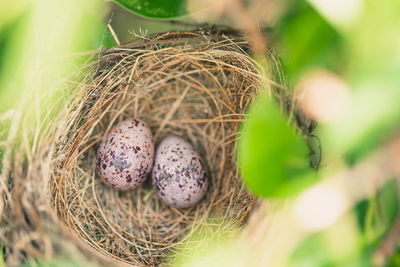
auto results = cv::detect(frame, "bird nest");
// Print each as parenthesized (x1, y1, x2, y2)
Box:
(0, 29, 291, 266)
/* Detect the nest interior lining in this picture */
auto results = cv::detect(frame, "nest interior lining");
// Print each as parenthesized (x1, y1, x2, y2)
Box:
(49, 31, 266, 266)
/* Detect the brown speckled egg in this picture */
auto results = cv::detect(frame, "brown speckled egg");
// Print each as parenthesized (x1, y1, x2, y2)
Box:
(152, 136, 207, 208)
(96, 119, 154, 190)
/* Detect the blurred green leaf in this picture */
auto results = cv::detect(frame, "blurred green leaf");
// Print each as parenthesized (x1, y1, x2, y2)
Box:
(289, 233, 331, 267)
(167, 218, 239, 267)
(389, 247, 400, 267)
(111, 0, 187, 19)
(0, 244, 4, 267)
(276, 1, 345, 82)
(353, 179, 400, 264)
(290, 233, 366, 267)
(290, 214, 363, 267)
(347, 0, 400, 81)
(0, 0, 30, 29)
(0, 9, 31, 113)
(238, 95, 314, 198)
(377, 180, 399, 228)
(0, 0, 109, 114)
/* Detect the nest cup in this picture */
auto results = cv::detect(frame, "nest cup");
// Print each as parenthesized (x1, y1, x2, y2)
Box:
(2, 30, 287, 266)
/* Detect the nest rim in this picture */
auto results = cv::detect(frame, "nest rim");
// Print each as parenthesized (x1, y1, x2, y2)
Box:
(1, 29, 289, 266)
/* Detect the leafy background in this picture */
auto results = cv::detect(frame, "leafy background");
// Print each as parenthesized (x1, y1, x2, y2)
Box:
(1, 0, 400, 266)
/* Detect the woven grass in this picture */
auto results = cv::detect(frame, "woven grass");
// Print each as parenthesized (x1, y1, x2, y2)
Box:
(0, 29, 289, 266)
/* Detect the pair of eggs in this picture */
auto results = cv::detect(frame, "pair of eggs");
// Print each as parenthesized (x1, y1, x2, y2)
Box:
(96, 119, 208, 208)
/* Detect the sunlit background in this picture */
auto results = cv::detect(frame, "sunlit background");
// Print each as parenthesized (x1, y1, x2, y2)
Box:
(1, 0, 400, 266)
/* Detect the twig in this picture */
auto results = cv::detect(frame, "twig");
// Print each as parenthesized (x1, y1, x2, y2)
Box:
(107, 23, 121, 46)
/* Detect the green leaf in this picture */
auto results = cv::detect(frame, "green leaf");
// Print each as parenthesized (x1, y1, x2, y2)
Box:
(377, 180, 399, 228)
(352, 179, 399, 263)
(0, 9, 31, 114)
(111, 0, 188, 19)
(354, 178, 399, 240)
(238, 95, 314, 198)
(289, 233, 331, 267)
(276, 1, 345, 82)
(166, 218, 239, 267)
(290, 228, 365, 267)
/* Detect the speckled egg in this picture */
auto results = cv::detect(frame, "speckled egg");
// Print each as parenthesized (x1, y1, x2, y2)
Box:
(96, 119, 154, 190)
(152, 136, 207, 208)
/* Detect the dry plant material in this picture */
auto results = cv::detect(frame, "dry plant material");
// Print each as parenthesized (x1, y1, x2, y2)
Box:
(0, 29, 286, 266)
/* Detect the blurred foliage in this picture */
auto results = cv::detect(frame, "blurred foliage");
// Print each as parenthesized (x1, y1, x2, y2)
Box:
(240, 0, 400, 195)
(238, 94, 315, 197)
(0, 0, 113, 158)
(0, 0, 112, 113)
(1, 0, 400, 266)
(0, 245, 3, 267)
(354, 179, 400, 258)
(0, 9, 31, 114)
(166, 219, 240, 266)
(290, 179, 400, 267)
(320, 81, 400, 165)
(0, 0, 30, 29)
(275, 1, 346, 83)
(318, 0, 400, 163)
(290, 228, 363, 267)
(0, 0, 109, 263)
(112, 0, 188, 19)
